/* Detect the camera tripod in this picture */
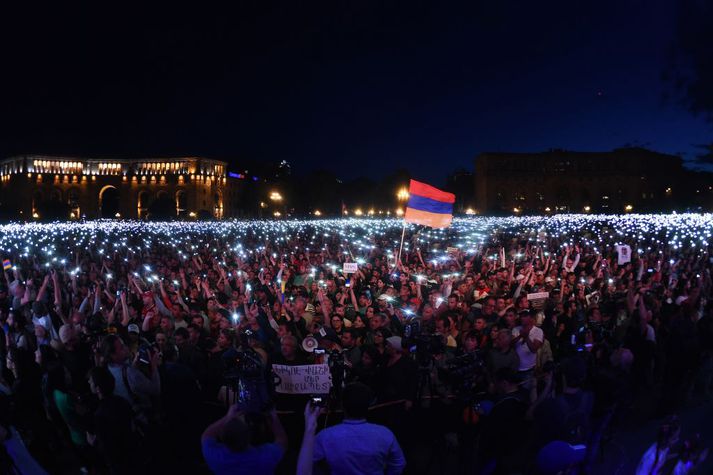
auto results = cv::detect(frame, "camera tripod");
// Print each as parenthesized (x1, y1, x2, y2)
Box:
(415, 359, 437, 407)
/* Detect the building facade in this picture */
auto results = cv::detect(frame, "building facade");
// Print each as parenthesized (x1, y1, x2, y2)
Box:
(0, 155, 249, 220)
(474, 148, 713, 214)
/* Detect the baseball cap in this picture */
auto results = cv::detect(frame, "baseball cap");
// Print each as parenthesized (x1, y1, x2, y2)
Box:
(127, 323, 140, 334)
(386, 336, 402, 351)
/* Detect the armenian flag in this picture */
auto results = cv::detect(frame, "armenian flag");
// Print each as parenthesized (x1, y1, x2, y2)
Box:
(404, 179, 455, 228)
(2, 259, 11, 271)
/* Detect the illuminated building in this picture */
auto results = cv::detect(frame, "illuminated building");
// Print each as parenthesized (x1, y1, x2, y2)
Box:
(0, 155, 249, 220)
(474, 148, 713, 214)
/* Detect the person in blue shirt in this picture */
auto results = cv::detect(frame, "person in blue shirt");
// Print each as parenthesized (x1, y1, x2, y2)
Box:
(297, 382, 406, 475)
(201, 404, 287, 475)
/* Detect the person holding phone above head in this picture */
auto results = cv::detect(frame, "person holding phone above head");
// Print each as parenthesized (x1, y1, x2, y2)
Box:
(297, 383, 405, 475)
(202, 403, 287, 475)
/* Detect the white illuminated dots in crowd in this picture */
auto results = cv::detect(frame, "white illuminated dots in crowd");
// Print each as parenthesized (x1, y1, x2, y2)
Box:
(0, 214, 710, 265)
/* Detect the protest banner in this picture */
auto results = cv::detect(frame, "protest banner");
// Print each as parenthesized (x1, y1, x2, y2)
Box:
(272, 364, 333, 394)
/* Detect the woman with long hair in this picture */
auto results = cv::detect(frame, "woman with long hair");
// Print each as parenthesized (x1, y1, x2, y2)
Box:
(5, 312, 35, 353)
(372, 328, 392, 360)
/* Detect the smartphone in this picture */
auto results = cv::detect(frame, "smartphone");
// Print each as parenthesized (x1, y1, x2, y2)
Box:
(310, 395, 326, 407)
(345, 277, 351, 288)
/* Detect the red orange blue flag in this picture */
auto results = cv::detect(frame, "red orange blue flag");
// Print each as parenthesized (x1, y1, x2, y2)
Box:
(404, 179, 455, 228)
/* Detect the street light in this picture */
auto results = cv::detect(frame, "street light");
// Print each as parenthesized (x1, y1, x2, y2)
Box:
(396, 187, 409, 217)
(269, 191, 283, 202)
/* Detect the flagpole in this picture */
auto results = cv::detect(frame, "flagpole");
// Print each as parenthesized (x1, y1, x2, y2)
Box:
(397, 220, 407, 268)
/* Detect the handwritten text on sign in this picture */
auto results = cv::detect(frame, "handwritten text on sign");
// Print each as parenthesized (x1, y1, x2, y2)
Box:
(343, 262, 358, 274)
(272, 364, 333, 394)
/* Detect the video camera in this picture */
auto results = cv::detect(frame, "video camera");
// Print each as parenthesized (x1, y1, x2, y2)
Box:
(438, 351, 486, 396)
(223, 333, 276, 414)
(314, 348, 348, 398)
(403, 319, 446, 367)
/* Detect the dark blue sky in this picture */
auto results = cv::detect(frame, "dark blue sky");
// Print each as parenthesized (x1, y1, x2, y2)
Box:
(1, 0, 711, 183)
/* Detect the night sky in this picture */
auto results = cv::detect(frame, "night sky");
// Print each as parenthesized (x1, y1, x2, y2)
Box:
(2, 1, 712, 183)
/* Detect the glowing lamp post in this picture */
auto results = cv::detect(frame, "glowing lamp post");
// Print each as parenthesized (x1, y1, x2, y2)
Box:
(269, 191, 284, 218)
(396, 187, 409, 218)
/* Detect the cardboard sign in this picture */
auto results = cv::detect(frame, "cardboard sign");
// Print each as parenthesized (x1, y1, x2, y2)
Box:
(616, 245, 631, 265)
(343, 262, 358, 274)
(273, 364, 333, 394)
(526, 292, 550, 301)
(446, 247, 459, 255)
(527, 291, 550, 311)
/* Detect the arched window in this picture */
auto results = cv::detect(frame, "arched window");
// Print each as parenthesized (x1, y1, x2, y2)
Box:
(99, 186, 120, 218)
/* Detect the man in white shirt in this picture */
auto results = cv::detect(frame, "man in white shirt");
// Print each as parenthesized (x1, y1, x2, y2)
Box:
(512, 310, 544, 402)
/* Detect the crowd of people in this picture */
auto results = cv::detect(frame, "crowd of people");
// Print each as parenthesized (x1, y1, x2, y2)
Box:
(0, 216, 711, 474)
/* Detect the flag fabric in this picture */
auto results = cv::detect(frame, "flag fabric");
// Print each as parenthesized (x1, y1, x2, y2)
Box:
(404, 179, 455, 228)
(2, 259, 11, 271)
